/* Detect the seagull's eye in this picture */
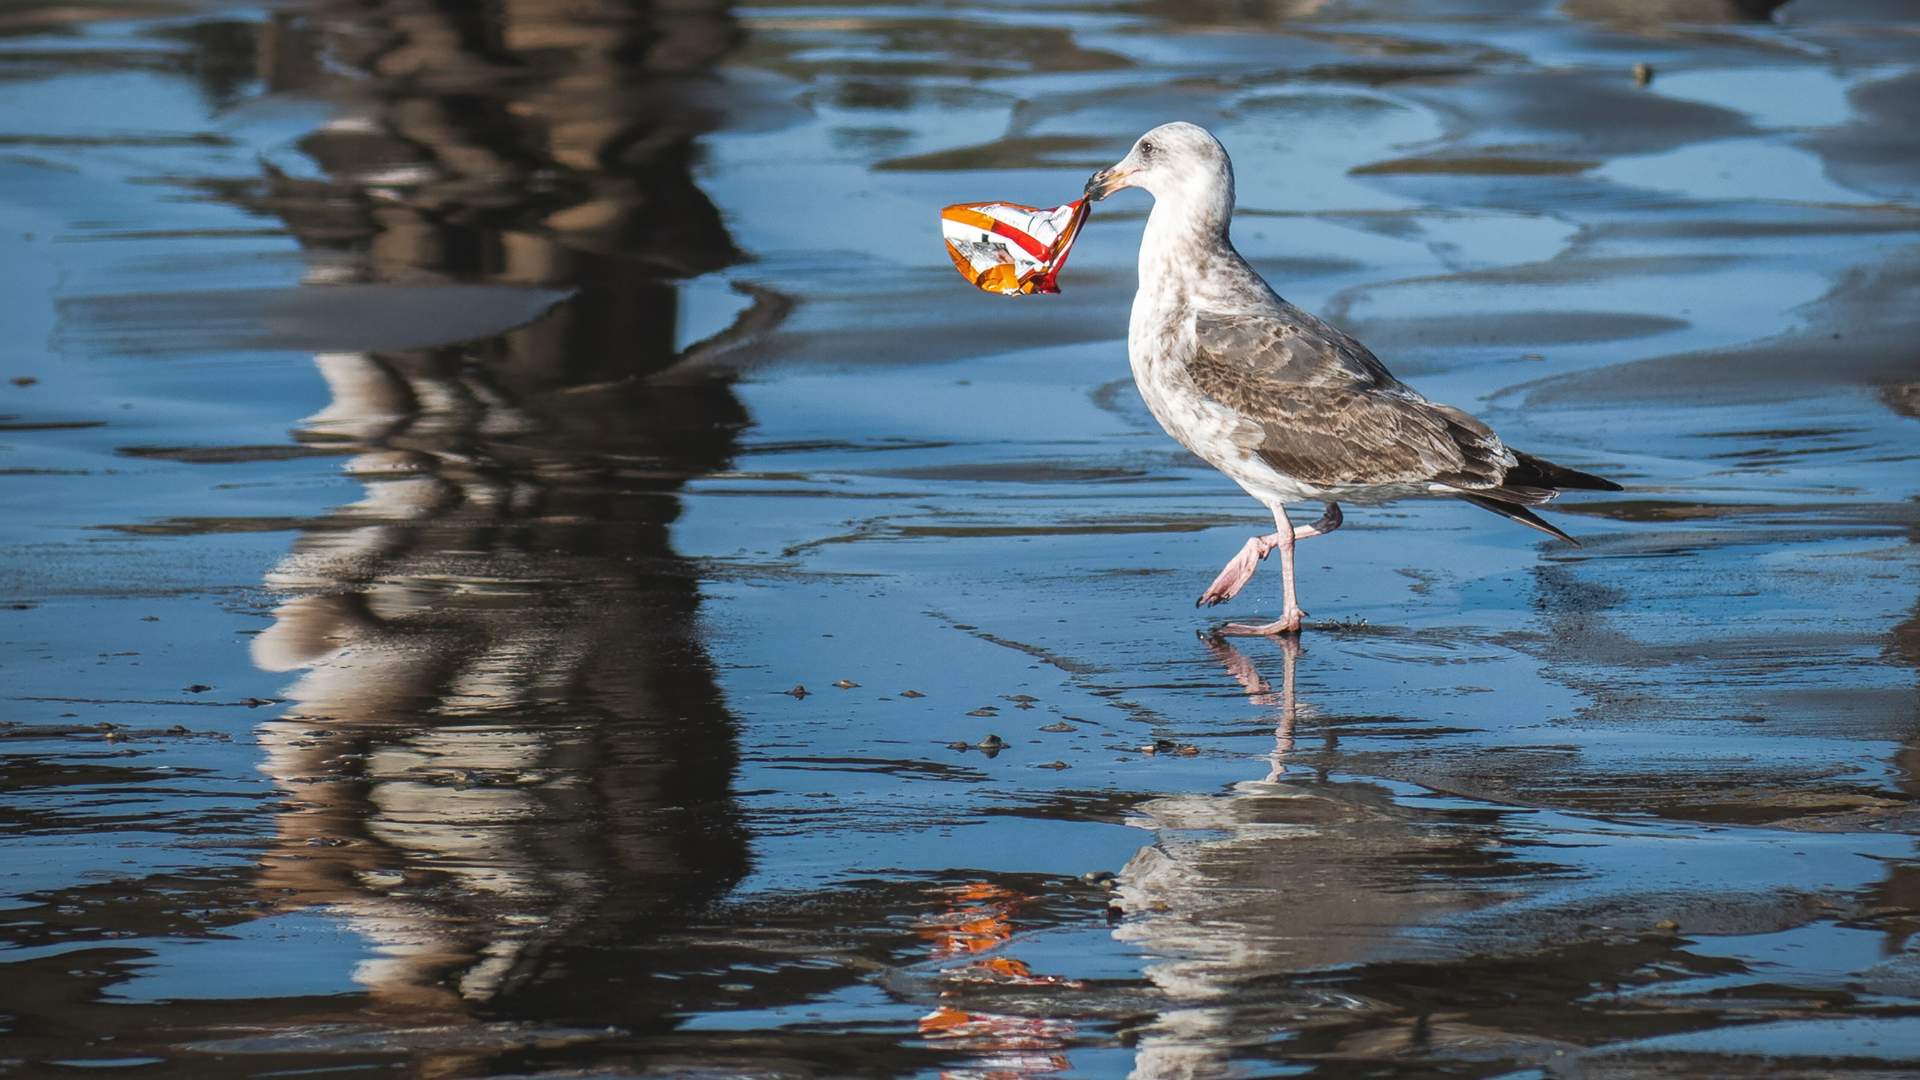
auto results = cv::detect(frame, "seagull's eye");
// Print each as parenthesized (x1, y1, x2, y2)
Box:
(1139, 140, 1155, 157)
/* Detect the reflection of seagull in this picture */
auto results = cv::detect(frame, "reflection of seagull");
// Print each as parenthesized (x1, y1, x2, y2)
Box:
(1085, 123, 1622, 635)
(1201, 632, 1301, 782)
(1112, 634, 1508, 1077)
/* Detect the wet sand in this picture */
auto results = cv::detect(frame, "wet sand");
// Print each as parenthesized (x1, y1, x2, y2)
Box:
(2, 0, 1919, 1077)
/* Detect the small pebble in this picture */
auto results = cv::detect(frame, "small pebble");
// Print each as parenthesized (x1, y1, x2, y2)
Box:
(183, 684, 212, 693)
(1655, 919, 1679, 931)
(10, 376, 37, 387)
(832, 680, 859, 689)
(1038, 722, 1076, 733)
(1003, 695, 1038, 703)
(1037, 760, 1070, 770)
(1633, 61, 1654, 86)
(977, 734, 1006, 750)
(779, 685, 809, 699)
(1081, 870, 1117, 884)
(900, 690, 926, 698)
(966, 708, 997, 717)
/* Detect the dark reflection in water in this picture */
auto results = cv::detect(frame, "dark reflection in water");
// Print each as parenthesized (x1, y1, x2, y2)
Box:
(1560, 0, 1794, 25)
(234, 0, 765, 1028)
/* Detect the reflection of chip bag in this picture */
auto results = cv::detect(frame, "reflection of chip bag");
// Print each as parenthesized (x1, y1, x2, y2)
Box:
(941, 199, 1090, 295)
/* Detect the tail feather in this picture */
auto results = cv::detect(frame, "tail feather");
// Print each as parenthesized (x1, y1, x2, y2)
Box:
(1507, 451, 1623, 492)
(1456, 492, 1580, 546)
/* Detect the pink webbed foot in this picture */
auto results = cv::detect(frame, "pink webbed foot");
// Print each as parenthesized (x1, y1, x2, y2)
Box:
(1219, 609, 1308, 636)
(1196, 535, 1274, 608)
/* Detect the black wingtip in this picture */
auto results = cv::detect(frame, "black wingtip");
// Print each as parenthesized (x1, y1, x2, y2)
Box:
(1510, 451, 1623, 493)
(1456, 492, 1581, 546)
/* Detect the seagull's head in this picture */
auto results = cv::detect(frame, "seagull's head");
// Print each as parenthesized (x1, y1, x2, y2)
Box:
(1085, 122, 1234, 227)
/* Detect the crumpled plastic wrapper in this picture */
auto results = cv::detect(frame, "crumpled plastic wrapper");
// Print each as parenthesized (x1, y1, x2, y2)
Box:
(941, 199, 1089, 295)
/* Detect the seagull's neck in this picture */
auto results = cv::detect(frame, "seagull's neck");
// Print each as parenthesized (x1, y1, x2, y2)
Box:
(1137, 192, 1237, 310)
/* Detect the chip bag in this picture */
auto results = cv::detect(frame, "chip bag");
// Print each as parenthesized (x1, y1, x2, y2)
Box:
(941, 199, 1090, 295)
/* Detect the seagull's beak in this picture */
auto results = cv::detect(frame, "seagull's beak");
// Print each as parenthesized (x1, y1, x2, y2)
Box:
(1084, 165, 1136, 202)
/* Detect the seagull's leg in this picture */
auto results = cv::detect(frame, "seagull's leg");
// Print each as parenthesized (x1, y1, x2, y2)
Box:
(1219, 503, 1342, 636)
(1292, 501, 1343, 541)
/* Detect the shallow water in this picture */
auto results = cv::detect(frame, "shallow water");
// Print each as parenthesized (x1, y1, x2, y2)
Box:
(2, 0, 1919, 1076)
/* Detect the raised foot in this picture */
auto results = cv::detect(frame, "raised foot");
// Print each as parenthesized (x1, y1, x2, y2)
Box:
(1218, 610, 1307, 636)
(1196, 537, 1270, 608)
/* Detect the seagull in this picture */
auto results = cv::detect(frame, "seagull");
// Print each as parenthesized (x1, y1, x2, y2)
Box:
(1084, 123, 1622, 635)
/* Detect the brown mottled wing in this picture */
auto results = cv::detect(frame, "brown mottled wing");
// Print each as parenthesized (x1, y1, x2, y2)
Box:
(1186, 346, 1513, 490)
(1193, 309, 1398, 389)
